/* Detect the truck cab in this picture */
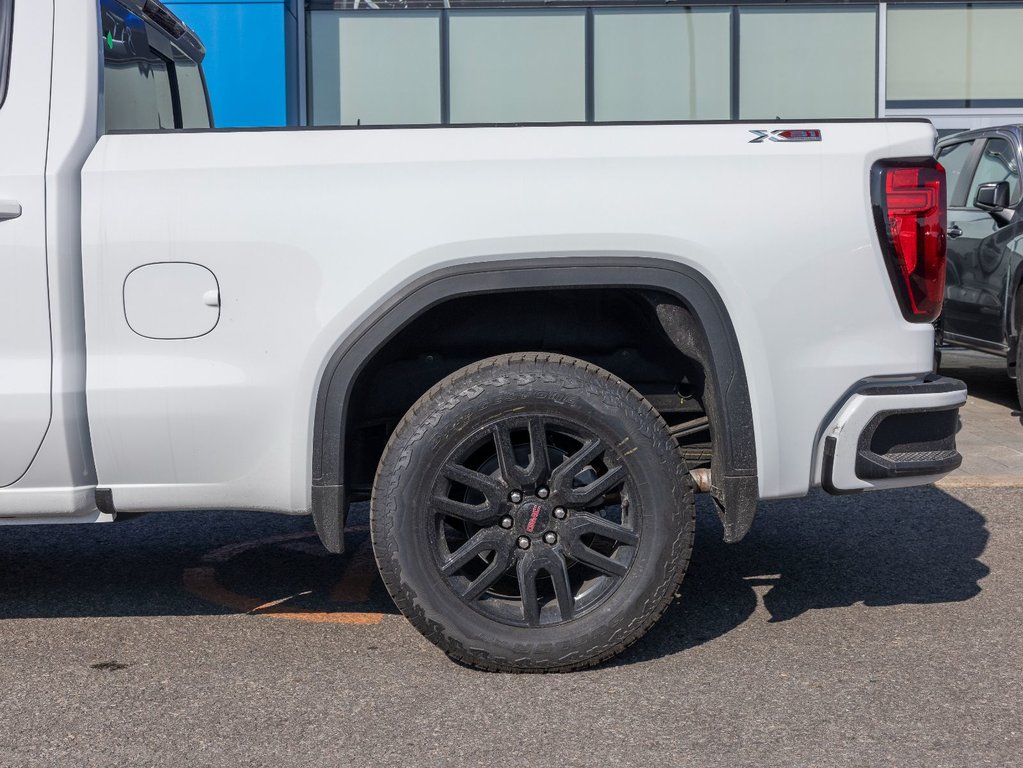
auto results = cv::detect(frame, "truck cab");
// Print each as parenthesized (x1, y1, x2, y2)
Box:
(0, 0, 209, 518)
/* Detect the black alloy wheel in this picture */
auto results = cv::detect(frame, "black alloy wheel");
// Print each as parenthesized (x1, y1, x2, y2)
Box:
(433, 413, 640, 628)
(371, 353, 695, 672)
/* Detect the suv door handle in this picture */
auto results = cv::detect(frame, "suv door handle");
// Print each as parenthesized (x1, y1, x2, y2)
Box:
(0, 200, 22, 222)
(947, 224, 963, 239)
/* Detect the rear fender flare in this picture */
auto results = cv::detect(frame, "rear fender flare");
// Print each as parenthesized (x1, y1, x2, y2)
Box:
(310, 256, 758, 551)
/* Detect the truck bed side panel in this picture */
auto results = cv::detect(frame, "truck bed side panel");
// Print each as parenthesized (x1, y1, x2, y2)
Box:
(80, 121, 936, 512)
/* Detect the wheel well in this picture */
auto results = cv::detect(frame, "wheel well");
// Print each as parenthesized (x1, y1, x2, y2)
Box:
(344, 288, 706, 499)
(310, 257, 759, 553)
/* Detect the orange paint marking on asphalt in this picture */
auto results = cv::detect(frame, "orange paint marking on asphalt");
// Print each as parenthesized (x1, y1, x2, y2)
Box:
(183, 529, 387, 626)
(252, 607, 383, 625)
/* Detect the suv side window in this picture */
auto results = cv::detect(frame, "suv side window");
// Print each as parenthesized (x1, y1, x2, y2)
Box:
(0, 0, 13, 109)
(937, 140, 976, 208)
(966, 137, 1021, 209)
(101, 0, 212, 132)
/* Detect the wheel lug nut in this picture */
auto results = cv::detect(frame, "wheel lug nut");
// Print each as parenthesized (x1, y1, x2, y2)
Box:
(553, 507, 567, 520)
(500, 516, 514, 529)
(509, 490, 523, 504)
(543, 532, 558, 545)
(517, 536, 531, 550)
(537, 487, 550, 499)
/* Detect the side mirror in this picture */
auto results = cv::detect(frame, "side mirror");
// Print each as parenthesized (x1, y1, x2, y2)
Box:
(974, 181, 1010, 212)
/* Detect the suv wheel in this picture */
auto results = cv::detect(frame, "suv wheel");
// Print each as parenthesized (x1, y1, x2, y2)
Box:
(371, 353, 695, 672)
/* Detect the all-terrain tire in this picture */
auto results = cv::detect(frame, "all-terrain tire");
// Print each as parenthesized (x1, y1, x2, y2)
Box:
(370, 352, 695, 672)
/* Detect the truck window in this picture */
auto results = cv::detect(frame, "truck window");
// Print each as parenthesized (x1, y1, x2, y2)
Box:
(101, 1, 175, 130)
(0, 0, 12, 110)
(101, 0, 212, 132)
(172, 54, 211, 129)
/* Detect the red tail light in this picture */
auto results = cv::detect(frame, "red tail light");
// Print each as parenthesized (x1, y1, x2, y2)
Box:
(870, 159, 947, 322)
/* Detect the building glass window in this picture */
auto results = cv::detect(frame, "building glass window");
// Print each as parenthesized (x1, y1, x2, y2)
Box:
(887, 4, 1023, 107)
(309, 12, 441, 126)
(739, 6, 877, 119)
(592, 9, 730, 122)
(448, 11, 586, 124)
(302, 2, 984, 127)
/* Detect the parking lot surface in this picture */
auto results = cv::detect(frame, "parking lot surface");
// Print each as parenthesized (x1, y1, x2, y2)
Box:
(940, 349, 1023, 485)
(0, 356, 1020, 768)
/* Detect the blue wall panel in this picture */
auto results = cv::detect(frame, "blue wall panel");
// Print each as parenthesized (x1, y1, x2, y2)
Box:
(165, 0, 296, 128)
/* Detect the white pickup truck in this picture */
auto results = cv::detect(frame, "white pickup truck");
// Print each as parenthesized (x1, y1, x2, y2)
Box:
(2, 0, 968, 671)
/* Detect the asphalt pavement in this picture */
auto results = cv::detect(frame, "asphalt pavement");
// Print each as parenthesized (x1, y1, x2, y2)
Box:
(0, 356, 1021, 767)
(939, 349, 1023, 485)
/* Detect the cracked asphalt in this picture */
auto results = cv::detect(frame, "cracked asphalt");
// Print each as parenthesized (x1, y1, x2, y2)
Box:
(0, 358, 1020, 767)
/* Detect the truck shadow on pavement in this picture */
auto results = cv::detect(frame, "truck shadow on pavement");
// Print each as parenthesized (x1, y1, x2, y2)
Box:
(621, 486, 990, 665)
(0, 487, 990, 666)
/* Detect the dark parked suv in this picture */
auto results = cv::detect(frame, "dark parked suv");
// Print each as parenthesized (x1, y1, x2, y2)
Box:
(936, 125, 1023, 405)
